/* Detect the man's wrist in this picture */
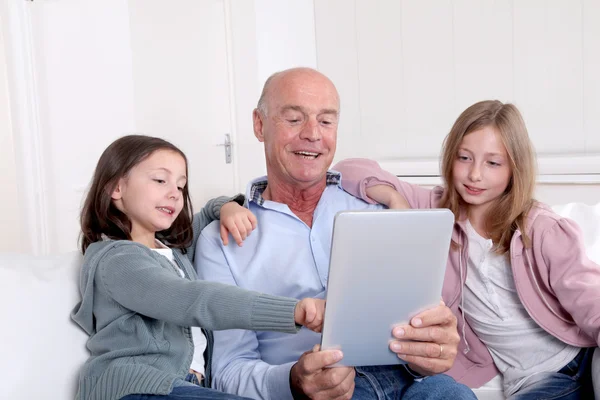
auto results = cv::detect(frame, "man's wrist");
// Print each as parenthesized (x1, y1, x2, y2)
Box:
(289, 364, 309, 400)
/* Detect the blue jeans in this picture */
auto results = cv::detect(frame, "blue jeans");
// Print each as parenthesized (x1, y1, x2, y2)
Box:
(354, 365, 477, 399)
(509, 347, 595, 400)
(121, 375, 252, 400)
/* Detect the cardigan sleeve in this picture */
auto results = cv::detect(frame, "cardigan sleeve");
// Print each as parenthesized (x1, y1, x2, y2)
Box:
(541, 217, 600, 345)
(333, 158, 439, 209)
(97, 243, 299, 333)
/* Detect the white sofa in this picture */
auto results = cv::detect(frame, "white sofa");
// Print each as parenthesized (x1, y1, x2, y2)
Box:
(1, 203, 599, 400)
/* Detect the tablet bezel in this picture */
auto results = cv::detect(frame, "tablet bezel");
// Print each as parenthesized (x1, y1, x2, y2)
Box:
(320, 209, 454, 367)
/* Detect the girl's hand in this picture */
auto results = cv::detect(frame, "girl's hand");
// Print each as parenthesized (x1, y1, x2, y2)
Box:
(366, 184, 410, 209)
(220, 202, 257, 246)
(188, 369, 203, 384)
(294, 298, 326, 333)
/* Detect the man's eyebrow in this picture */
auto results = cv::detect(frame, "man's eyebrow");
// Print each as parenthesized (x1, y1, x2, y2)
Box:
(279, 105, 339, 116)
(319, 109, 339, 116)
(280, 105, 305, 113)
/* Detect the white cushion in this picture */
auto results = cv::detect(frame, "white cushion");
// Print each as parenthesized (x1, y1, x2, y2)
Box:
(0, 251, 88, 399)
(552, 202, 600, 263)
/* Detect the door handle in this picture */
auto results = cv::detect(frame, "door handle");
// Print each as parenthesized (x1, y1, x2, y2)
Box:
(216, 133, 232, 164)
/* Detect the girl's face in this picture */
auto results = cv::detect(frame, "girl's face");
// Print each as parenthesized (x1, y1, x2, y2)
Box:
(111, 149, 187, 248)
(452, 125, 512, 219)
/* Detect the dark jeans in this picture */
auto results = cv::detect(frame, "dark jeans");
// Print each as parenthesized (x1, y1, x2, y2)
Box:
(120, 374, 251, 400)
(353, 365, 477, 399)
(510, 347, 595, 400)
(121, 386, 252, 400)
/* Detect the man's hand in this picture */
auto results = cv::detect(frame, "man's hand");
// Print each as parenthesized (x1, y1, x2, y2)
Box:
(219, 202, 257, 246)
(294, 298, 326, 333)
(290, 345, 355, 400)
(389, 301, 459, 376)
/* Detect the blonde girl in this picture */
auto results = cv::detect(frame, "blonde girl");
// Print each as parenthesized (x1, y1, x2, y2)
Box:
(334, 101, 599, 399)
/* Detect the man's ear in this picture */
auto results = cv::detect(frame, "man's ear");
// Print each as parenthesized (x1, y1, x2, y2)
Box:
(253, 109, 265, 142)
(111, 179, 124, 200)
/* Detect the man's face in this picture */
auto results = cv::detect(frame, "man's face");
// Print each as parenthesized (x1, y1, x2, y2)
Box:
(254, 71, 339, 189)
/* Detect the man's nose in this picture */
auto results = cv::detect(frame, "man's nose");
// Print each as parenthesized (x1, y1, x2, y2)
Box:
(299, 118, 321, 141)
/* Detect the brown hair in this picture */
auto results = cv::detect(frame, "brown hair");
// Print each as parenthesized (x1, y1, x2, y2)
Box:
(439, 100, 537, 253)
(80, 135, 193, 254)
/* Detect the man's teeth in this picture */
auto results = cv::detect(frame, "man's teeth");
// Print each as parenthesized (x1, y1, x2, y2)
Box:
(295, 151, 319, 157)
(158, 207, 173, 214)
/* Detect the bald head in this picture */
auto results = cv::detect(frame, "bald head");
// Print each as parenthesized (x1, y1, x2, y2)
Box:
(252, 67, 340, 195)
(256, 68, 340, 117)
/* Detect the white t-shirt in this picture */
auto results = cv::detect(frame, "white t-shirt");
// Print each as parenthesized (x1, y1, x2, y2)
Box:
(152, 240, 207, 376)
(461, 221, 579, 397)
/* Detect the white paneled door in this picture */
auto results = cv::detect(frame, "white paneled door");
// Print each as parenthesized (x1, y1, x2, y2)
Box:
(128, 0, 238, 207)
(6, 0, 237, 254)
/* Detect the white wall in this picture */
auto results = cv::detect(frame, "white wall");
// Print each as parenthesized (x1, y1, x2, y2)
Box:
(0, 9, 25, 252)
(315, 0, 600, 179)
(1, 0, 137, 254)
(1, 0, 598, 254)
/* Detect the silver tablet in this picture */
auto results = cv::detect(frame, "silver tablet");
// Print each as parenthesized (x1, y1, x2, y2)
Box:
(320, 209, 454, 367)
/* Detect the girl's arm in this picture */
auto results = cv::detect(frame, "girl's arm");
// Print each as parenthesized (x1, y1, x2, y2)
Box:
(540, 218, 600, 345)
(219, 201, 257, 246)
(188, 195, 249, 261)
(333, 158, 437, 209)
(365, 184, 410, 209)
(98, 243, 323, 333)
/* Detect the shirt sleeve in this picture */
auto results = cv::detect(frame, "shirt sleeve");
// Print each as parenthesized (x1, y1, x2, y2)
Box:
(540, 217, 600, 345)
(333, 158, 437, 209)
(194, 231, 295, 400)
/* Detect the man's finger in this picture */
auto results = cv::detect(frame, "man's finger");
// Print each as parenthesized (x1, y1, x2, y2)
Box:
(249, 214, 258, 230)
(314, 367, 355, 399)
(410, 304, 456, 328)
(392, 324, 449, 343)
(390, 340, 446, 359)
(298, 349, 344, 374)
(398, 354, 451, 375)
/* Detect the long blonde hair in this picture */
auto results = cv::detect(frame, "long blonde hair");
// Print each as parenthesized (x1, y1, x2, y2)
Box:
(439, 100, 537, 253)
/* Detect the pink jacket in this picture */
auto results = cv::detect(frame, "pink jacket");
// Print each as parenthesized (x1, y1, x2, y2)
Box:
(334, 158, 600, 387)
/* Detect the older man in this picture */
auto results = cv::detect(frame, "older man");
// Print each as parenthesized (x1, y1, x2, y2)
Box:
(194, 68, 475, 400)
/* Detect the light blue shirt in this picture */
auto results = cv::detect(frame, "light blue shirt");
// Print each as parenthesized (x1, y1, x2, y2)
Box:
(194, 172, 382, 400)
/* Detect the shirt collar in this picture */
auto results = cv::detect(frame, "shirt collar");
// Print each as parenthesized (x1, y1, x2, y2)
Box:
(246, 171, 342, 206)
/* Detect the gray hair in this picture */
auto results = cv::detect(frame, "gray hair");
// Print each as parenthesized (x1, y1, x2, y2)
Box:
(256, 71, 284, 117)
